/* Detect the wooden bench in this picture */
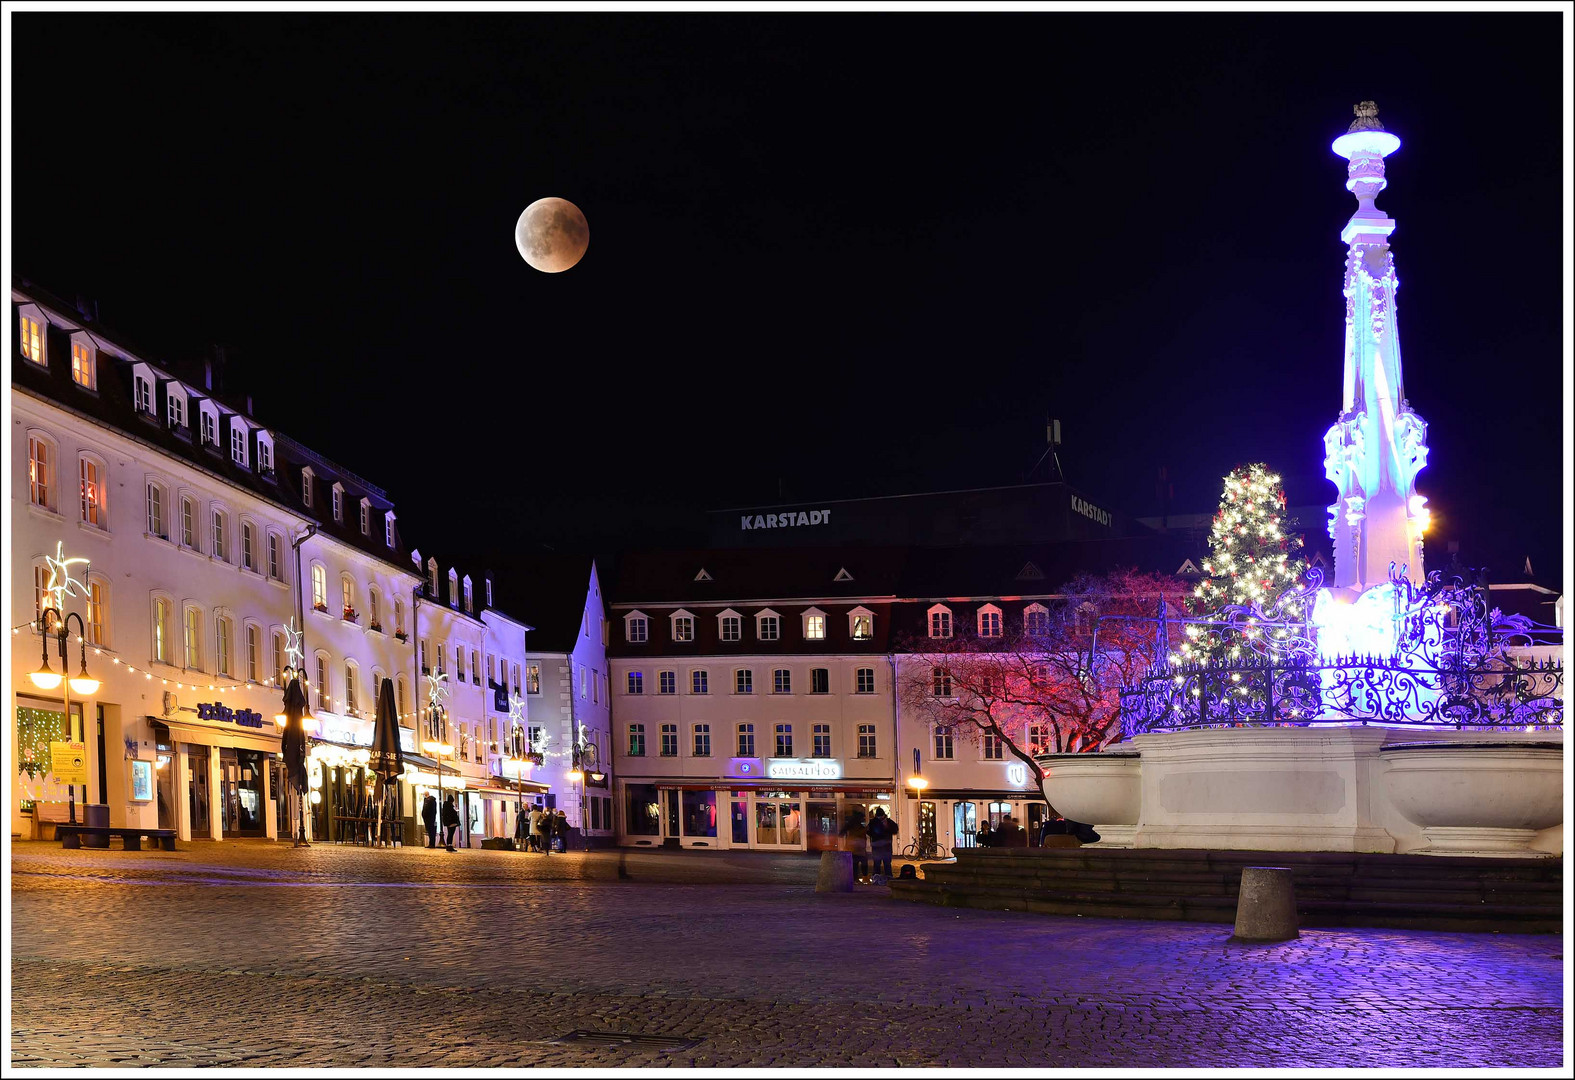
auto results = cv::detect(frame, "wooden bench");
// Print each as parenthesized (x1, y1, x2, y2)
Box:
(56, 825, 177, 852)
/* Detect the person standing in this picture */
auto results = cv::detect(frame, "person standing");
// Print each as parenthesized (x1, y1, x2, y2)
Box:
(421, 792, 439, 849)
(533, 806, 551, 854)
(554, 808, 570, 852)
(513, 804, 529, 849)
(841, 808, 870, 883)
(867, 807, 897, 882)
(441, 795, 460, 851)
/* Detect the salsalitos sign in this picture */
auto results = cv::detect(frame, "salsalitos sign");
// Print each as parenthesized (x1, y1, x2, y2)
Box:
(740, 509, 831, 531)
(196, 702, 265, 729)
(765, 758, 843, 781)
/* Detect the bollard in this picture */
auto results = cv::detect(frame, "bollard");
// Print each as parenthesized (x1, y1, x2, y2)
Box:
(1230, 866, 1300, 942)
(816, 850, 856, 893)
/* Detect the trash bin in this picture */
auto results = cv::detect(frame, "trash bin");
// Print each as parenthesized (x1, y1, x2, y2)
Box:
(82, 804, 110, 848)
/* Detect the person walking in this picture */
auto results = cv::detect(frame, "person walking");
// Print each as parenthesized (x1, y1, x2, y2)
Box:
(441, 795, 460, 852)
(841, 808, 870, 883)
(554, 808, 570, 852)
(533, 805, 552, 854)
(421, 792, 439, 849)
(527, 806, 544, 852)
(867, 807, 898, 882)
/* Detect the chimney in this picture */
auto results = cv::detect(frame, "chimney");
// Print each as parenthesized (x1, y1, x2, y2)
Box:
(204, 359, 214, 390)
(246, 393, 254, 416)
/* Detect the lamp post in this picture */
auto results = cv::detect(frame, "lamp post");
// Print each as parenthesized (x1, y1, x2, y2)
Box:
(30, 607, 99, 824)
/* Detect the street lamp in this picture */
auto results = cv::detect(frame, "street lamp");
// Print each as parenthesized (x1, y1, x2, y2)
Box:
(31, 607, 98, 823)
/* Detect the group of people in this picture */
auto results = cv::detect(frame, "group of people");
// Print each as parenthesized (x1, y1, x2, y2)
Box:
(420, 793, 461, 851)
(974, 813, 1101, 848)
(514, 804, 571, 853)
(839, 806, 899, 883)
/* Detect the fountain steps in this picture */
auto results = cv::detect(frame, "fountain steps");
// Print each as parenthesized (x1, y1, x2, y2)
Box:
(890, 848, 1563, 933)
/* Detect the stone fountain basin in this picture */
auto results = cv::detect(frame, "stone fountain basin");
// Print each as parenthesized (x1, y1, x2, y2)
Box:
(1037, 750, 1142, 828)
(1380, 741, 1563, 848)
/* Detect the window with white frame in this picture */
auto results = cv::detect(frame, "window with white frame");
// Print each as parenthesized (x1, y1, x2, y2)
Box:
(257, 437, 273, 475)
(268, 532, 283, 580)
(369, 587, 380, 629)
(658, 670, 676, 695)
(812, 723, 831, 757)
(384, 511, 396, 548)
(802, 608, 826, 641)
(332, 483, 344, 523)
(241, 522, 256, 571)
(774, 723, 793, 758)
(448, 569, 459, 608)
(858, 724, 877, 758)
(71, 339, 95, 390)
(181, 496, 197, 548)
(978, 604, 1003, 638)
(272, 630, 285, 684)
(855, 667, 876, 694)
(301, 467, 314, 508)
(463, 576, 473, 613)
(136, 376, 154, 414)
(455, 647, 465, 682)
(360, 498, 371, 536)
(933, 669, 953, 697)
(773, 668, 791, 694)
(691, 669, 708, 695)
(626, 613, 649, 643)
(28, 434, 52, 509)
(211, 509, 228, 562)
(201, 409, 217, 447)
(427, 559, 438, 596)
(20, 312, 45, 365)
(848, 607, 875, 640)
(345, 663, 358, 713)
(933, 727, 954, 760)
(513, 663, 523, 695)
(718, 610, 741, 642)
(146, 482, 166, 538)
(87, 576, 109, 647)
(810, 668, 829, 694)
(983, 730, 1004, 759)
(152, 597, 172, 664)
(671, 611, 695, 642)
(230, 424, 248, 467)
(626, 671, 644, 695)
(1027, 722, 1050, 755)
(168, 392, 186, 431)
(246, 624, 260, 683)
(394, 598, 405, 636)
(216, 616, 233, 677)
(659, 723, 678, 757)
(316, 655, 330, 712)
(342, 576, 356, 619)
(79, 456, 104, 527)
(184, 606, 203, 670)
(735, 668, 753, 694)
(693, 724, 711, 757)
(1024, 603, 1050, 636)
(737, 723, 755, 757)
(311, 564, 328, 611)
(756, 610, 781, 641)
(928, 605, 953, 639)
(627, 724, 646, 756)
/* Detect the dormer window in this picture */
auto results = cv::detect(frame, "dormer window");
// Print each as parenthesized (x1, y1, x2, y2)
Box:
(384, 510, 396, 548)
(848, 606, 875, 641)
(928, 604, 953, 639)
(1024, 603, 1050, 636)
(256, 436, 273, 475)
(301, 466, 315, 508)
(448, 569, 459, 608)
(360, 498, 372, 536)
(19, 310, 46, 366)
(717, 608, 742, 642)
(331, 483, 345, 523)
(200, 409, 217, 447)
(671, 609, 696, 643)
(625, 611, 649, 643)
(135, 375, 153, 414)
(977, 604, 1003, 638)
(167, 390, 186, 431)
(756, 609, 781, 641)
(462, 576, 473, 613)
(427, 558, 439, 596)
(70, 337, 96, 390)
(230, 423, 248, 467)
(802, 607, 827, 641)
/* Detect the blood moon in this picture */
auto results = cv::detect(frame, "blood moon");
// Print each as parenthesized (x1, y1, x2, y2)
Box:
(514, 197, 589, 273)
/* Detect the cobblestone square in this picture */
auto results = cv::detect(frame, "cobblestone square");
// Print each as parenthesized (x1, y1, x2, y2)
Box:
(8, 841, 1566, 1068)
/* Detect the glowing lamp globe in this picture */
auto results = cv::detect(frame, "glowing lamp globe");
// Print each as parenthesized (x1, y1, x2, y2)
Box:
(29, 663, 63, 691)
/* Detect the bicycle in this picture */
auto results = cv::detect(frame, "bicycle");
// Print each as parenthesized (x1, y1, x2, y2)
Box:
(900, 837, 945, 860)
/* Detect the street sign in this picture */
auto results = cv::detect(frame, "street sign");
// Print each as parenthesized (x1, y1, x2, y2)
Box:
(49, 741, 88, 785)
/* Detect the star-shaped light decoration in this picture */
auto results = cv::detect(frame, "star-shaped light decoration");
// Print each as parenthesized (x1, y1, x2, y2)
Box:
(426, 669, 449, 709)
(43, 540, 91, 615)
(282, 618, 305, 675)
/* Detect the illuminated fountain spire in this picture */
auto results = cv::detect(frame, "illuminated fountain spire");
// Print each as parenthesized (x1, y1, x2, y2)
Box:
(1324, 101, 1429, 594)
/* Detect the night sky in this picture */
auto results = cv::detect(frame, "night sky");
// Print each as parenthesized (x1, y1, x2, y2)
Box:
(11, 13, 1566, 584)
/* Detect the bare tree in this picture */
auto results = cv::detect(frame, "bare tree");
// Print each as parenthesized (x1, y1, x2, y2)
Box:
(897, 569, 1190, 806)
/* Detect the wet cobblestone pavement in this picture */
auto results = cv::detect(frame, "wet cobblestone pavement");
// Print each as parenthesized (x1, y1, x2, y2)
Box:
(9, 841, 1566, 1068)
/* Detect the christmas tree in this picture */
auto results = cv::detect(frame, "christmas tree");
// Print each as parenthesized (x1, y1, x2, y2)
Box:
(1175, 463, 1309, 670)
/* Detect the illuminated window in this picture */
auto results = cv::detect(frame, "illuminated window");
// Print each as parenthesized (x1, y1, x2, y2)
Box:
(396, 676, 407, 717)
(855, 667, 875, 694)
(311, 564, 328, 610)
(525, 663, 540, 694)
(672, 613, 694, 642)
(626, 671, 644, 695)
(168, 393, 186, 431)
(369, 587, 380, 628)
(693, 724, 711, 757)
(660, 724, 678, 757)
(184, 607, 203, 670)
(773, 668, 791, 694)
(735, 669, 753, 694)
(933, 727, 954, 760)
(181, 496, 197, 549)
(659, 671, 676, 695)
(627, 724, 646, 757)
(152, 597, 172, 664)
(246, 625, 260, 683)
(71, 340, 95, 389)
(87, 578, 108, 646)
(463, 576, 473, 613)
(737, 723, 755, 757)
(342, 576, 356, 618)
(691, 669, 708, 695)
(146, 482, 166, 538)
(79, 457, 103, 526)
(978, 605, 1003, 638)
(858, 724, 877, 758)
(774, 723, 793, 758)
(928, 605, 952, 639)
(230, 425, 248, 467)
(20, 313, 44, 364)
(810, 668, 829, 694)
(849, 610, 874, 640)
(803, 610, 826, 641)
(27, 435, 51, 508)
(216, 616, 233, 676)
(812, 723, 831, 757)
(1027, 723, 1050, 755)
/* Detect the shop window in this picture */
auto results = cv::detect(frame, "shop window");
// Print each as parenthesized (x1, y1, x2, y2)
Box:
(682, 790, 718, 838)
(626, 784, 660, 835)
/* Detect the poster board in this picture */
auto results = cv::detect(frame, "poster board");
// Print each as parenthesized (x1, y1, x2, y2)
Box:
(129, 759, 155, 802)
(49, 741, 89, 785)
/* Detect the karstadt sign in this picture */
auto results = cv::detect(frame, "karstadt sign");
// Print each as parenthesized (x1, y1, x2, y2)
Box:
(740, 509, 831, 531)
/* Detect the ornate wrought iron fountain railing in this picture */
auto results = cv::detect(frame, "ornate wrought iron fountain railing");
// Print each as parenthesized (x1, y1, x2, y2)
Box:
(1120, 567, 1563, 736)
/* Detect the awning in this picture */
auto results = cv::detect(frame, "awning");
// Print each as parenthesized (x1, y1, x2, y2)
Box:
(625, 779, 895, 795)
(148, 716, 281, 755)
(474, 780, 549, 797)
(402, 752, 462, 777)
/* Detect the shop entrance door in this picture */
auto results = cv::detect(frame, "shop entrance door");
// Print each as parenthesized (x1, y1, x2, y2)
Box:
(220, 748, 267, 837)
(155, 743, 176, 831)
(188, 747, 211, 838)
(753, 793, 804, 849)
(953, 802, 977, 848)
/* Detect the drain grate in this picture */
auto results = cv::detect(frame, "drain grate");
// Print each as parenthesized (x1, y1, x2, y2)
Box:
(554, 1030, 698, 1053)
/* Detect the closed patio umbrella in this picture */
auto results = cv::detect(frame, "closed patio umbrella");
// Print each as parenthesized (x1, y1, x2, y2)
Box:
(280, 674, 310, 846)
(368, 677, 405, 846)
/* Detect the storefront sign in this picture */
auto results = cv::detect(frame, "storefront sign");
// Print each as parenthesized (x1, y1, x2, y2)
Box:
(739, 508, 831, 531)
(319, 721, 371, 747)
(196, 702, 264, 729)
(1006, 762, 1028, 786)
(1070, 494, 1112, 527)
(765, 758, 842, 782)
(49, 740, 89, 785)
